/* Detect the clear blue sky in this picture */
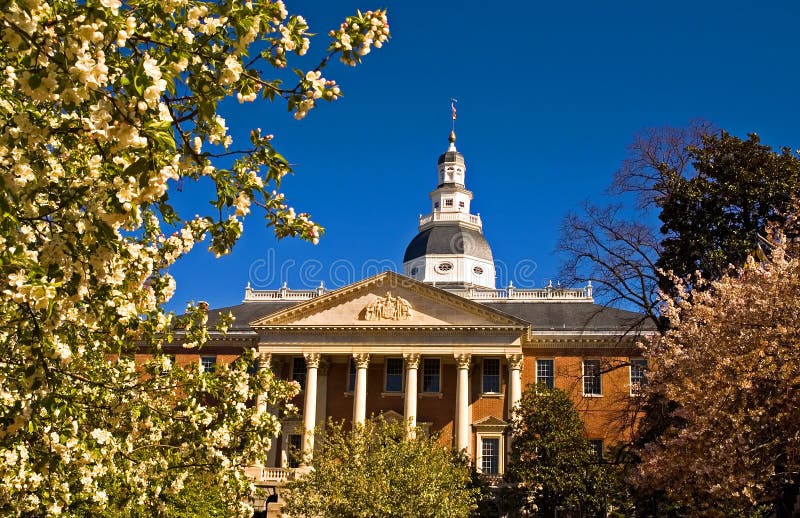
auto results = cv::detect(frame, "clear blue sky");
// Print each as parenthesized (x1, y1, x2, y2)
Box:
(166, 0, 800, 312)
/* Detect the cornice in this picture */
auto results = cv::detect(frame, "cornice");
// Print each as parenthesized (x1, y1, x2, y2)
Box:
(256, 325, 528, 334)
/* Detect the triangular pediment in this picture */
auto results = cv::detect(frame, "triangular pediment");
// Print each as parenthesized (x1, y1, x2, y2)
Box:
(249, 271, 529, 328)
(474, 415, 508, 427)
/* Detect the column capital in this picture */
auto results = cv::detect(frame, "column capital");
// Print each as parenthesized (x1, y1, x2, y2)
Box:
(257, 351, 272, 371)
(353, 353, 370, 369)
(454, 353, 472, 370)
(506, 353, 524, 371)
(304, 353, 321, 369)
(403, 353, 421, 370)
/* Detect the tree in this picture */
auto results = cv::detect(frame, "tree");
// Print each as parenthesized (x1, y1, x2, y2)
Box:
(657, 131, 800, 284)
(634, 228, 800, 515)
(0, 1, 388, 515)
(280, 419, 479, 518)
(557, 121, 712, 332)
(504, 386, 631, 517)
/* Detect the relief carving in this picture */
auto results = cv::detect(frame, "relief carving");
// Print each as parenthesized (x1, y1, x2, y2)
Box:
(362, 291, 413, 321)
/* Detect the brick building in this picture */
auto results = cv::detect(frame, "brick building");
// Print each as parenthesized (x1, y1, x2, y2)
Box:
(174, 131, 653, 498)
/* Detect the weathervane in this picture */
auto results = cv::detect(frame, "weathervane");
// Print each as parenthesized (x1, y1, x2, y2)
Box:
(450, 98, 457, 132)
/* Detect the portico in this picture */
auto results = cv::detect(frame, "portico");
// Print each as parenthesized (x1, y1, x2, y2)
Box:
(250, 271, 529, 461)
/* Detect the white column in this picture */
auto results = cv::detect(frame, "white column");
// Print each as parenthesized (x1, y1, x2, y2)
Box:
(255, 351, 277, 467)
(315, 360, 329, 433)
(403, 354, 420, 438)
(301, 353, 320, 461)
(256, 350, 272, 415)
(352, 353, 370, 425)
(507, 354, 523, 418)
(454, 353, 471, 454)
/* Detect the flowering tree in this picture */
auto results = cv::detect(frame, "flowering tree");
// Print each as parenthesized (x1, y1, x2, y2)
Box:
(635, 233, 800, 514)
(0, 1, 388, 515)
(281, 419, 479, 518)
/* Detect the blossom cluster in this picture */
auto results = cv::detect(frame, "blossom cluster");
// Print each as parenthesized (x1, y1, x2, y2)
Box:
(0, 0, 387, 515)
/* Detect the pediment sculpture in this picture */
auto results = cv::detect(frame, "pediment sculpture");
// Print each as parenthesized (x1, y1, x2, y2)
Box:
(362, 291, 413, 321)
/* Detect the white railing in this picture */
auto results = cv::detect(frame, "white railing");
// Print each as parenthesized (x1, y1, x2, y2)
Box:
(244, 281, 593, 303)
(450, 282, 593, 302)
(244, 283, 326, 301)
(418, 212, 482, 229)
(245, 466, 294, 484)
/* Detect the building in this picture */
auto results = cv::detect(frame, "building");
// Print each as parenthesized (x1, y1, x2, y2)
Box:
(175, 130, 653, 498)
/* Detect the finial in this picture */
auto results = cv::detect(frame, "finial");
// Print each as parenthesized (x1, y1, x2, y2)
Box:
(448, 99, 458, 150)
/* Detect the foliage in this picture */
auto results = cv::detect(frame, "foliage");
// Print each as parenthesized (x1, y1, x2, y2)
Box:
(505, 386, 631, 517)
(0, 0, 388, 515)
(281, 419, 479, 518)
(557, 121, 712, 331)
(657, 131, 800, 285)
(635, 229, 800, 515)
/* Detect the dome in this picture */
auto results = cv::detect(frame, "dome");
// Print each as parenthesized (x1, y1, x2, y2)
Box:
(437, 150, 465, 166)
(403, 224, 494, 263)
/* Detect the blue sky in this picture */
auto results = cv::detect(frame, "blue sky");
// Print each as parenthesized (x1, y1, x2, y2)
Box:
(166, 0, 800, 311)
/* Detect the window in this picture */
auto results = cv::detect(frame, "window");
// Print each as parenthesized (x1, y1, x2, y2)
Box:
(583, 359, 602, 396)
(630, 358, 647, 395)
(458, 201, 465, 208)
(434, 201, 439, 209)
(536, 359, 554, 389)
(482, 358, 501, 393)
(385, 358, 403, 392)
(481, 438, 500, 474)
(444, 199, 453, 207)
(292, 356, 306, 390)
(287, 434, 302, 468)
(436, 262, 453, 273)
(422, 358, 440, 393)
(410, 266, 419, 276)
(346, 358, 356, 392)
(200, 355, 216, 373)
(473, 266, 484, 275)
(589, 439, 604, 460)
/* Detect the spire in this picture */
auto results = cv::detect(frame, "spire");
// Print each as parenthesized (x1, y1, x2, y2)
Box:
(449, 98, 458, 150)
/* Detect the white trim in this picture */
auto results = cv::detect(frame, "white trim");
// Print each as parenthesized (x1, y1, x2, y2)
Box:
(582, 358, 602, 396)
(481, 357, 502, 395)
(420, 357, 442, 394)
(629, 357, 647, 396)
(384, 357, 404, 393)
(475, 432, 504, 475)
(199, 355, 217, 373)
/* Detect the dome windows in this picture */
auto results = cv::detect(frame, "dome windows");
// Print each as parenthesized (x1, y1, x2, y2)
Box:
(473, 266, 484, 275)
(410, 266, 419, 276)
(436, 262, 453, 274)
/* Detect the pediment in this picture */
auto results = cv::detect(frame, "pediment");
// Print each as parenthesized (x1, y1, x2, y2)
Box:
(249, 271, 528, 328)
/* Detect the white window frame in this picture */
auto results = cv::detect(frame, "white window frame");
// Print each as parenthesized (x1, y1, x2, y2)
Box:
(280, 421, 303, 469)
(535, 358, 554, 389)
(629, 358, 648, 395)
(582, 359, 602, 397)
(475, 432, 505, 475)
(421, 358, 441, 394)
(384, 357, 404, 393)
(481, 358, 501, 395)
(200, 355, 216, 373)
